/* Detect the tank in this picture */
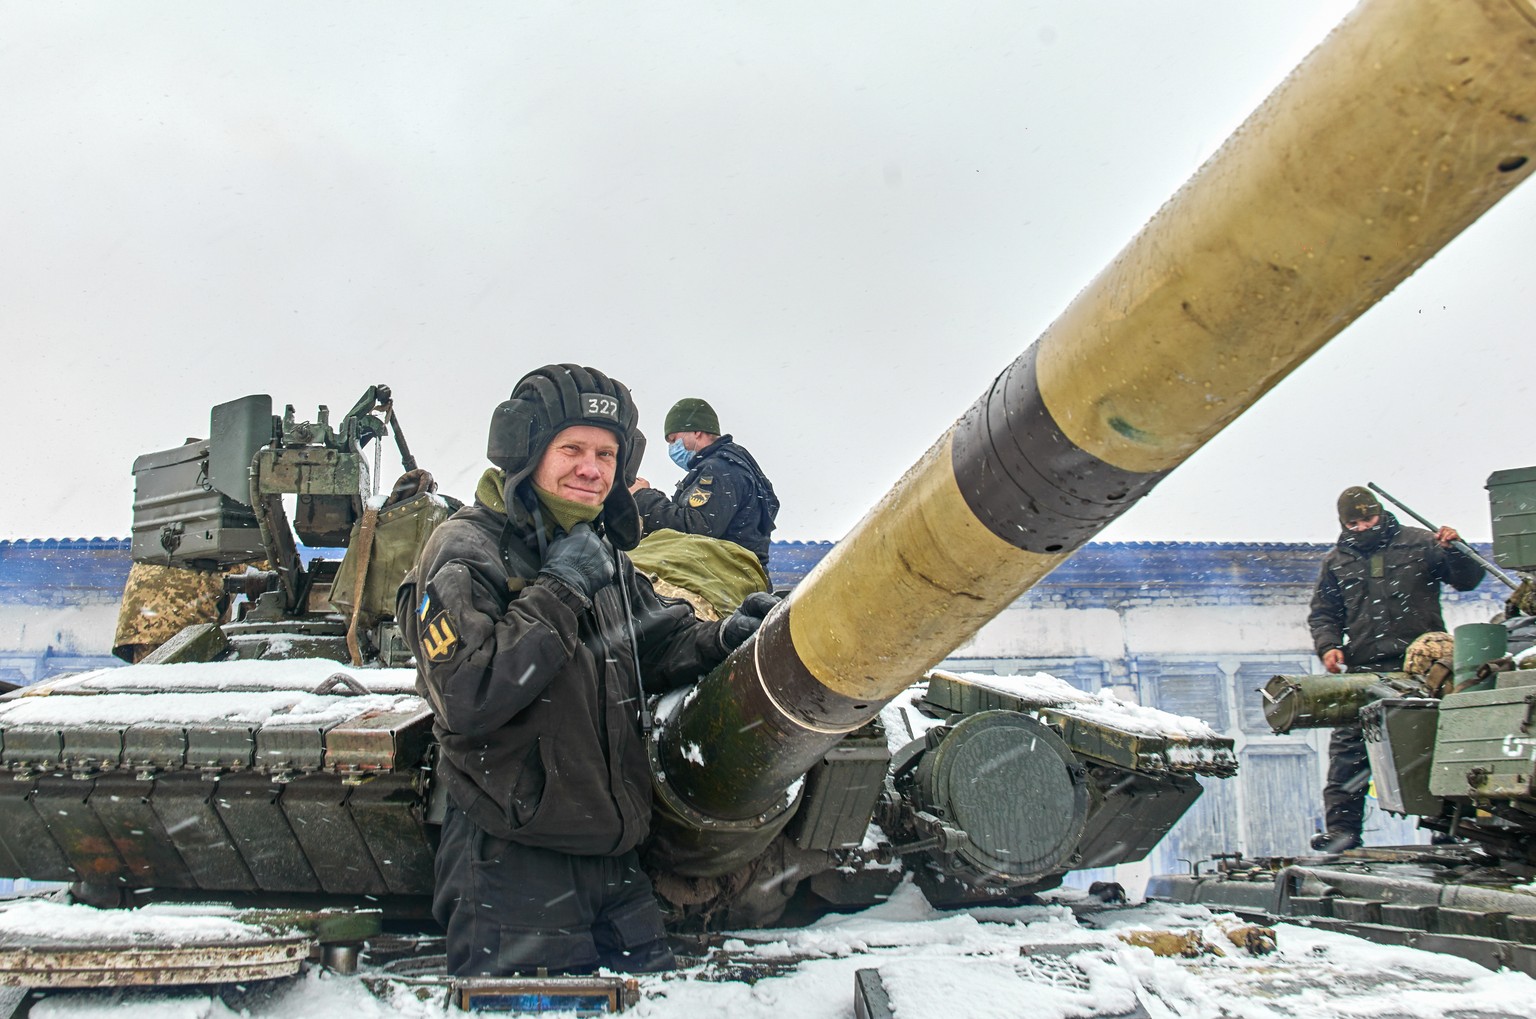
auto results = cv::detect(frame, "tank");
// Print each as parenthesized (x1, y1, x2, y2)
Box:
(0, 386, 450, 913)
(1242, 467, 1536, 862)
(1150, 467, 1536, 972)
(2, 0, 1536, 941)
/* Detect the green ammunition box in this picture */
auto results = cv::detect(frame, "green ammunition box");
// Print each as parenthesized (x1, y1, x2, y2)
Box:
(130, 439, 264, 570)
(787, 732, 890, 852)
(1487, 466, 1536, 572)
(1361, 698, 1440, 815)
(1429, 671, 1536, 799)
(252, 445, 364, 548)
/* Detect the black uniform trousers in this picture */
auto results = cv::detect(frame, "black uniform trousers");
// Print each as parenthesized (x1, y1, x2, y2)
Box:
(1322, 656, 1403, 839)
(435, 802, 675, 977)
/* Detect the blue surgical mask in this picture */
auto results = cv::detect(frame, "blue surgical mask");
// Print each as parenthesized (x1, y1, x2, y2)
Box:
(668, 438, 692, 469)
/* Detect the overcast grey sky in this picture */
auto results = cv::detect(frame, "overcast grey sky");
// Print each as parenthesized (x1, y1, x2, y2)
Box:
(2, 2, 1529, 545)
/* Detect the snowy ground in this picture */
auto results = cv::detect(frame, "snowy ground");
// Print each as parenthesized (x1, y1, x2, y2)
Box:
(8, 879, 1535, 1019)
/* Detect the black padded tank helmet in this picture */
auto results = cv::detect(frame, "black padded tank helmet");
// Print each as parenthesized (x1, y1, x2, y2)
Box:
(487, 364, 646, 549)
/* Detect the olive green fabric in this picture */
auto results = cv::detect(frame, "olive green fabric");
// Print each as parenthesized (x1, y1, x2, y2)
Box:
(628, 528, 769, 617)
(477, 466, 606, 536)
(533, 484, 603, 533)
(477, 466, 508, 514)
(331, 492, 454, 628)
(663, 398, 720, 438)
(1337, 485, 1382, 526)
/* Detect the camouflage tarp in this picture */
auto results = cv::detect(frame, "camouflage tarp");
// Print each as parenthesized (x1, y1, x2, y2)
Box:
(112, 562, 231, 662)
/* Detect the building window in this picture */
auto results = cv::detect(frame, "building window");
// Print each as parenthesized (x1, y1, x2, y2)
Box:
(1144, 665, 1226, 727)
(1235, 662, 1305, 734)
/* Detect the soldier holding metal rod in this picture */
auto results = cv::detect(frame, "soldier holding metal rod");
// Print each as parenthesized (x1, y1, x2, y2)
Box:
(1306, 485, 1486, 852)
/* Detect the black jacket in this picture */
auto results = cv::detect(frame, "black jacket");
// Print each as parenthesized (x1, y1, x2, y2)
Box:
(399, 485, 730, 857)
(1308, 511, 1485, 669)
(633, 436, 779, 565)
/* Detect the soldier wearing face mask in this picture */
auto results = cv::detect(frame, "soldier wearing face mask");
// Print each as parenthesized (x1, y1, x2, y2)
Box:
(628, 398, 779, 569)
(1305, 485, 1485, 852)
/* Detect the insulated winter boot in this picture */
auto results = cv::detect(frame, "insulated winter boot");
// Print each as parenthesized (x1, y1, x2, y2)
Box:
(1310, 830, 1362, 852)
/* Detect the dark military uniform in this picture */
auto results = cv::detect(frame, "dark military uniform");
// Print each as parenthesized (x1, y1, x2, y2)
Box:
(401, 473, 733, 976)
(633, 436, 779, 566)
(400, 363, 775, 975)
(1307, 511, 1485, 841)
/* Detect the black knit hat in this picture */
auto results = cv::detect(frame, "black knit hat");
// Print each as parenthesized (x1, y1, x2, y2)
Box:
(487, 364, 646, 548)
(664, 398, 720, 438)
(1337, 485, 1382, 527)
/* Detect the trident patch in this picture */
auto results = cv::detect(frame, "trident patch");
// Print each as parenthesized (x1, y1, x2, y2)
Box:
(422, 609, 460, 662)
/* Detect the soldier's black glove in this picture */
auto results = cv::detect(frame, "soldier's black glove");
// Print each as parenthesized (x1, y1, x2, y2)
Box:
(537, 523, 616, 603)
(721, 591, 779, 650)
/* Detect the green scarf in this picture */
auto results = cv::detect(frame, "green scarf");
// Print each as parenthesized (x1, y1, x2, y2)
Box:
(475, 466, 603, 535)
(533, 485, 603, 534)
(476, 467, 509, 514)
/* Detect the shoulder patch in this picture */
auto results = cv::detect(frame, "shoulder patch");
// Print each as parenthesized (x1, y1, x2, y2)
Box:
(421, 609, 460, 662)
(687, 486, 712, 508)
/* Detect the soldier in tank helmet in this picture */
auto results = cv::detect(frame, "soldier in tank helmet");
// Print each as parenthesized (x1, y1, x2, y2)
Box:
(398, 365, 775, 976)
(629, 397, 780, 569)
(1306, 485, 1485, 852)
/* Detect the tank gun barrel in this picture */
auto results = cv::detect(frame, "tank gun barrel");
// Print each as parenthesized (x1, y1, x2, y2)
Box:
(652, 0, 1536, 874)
